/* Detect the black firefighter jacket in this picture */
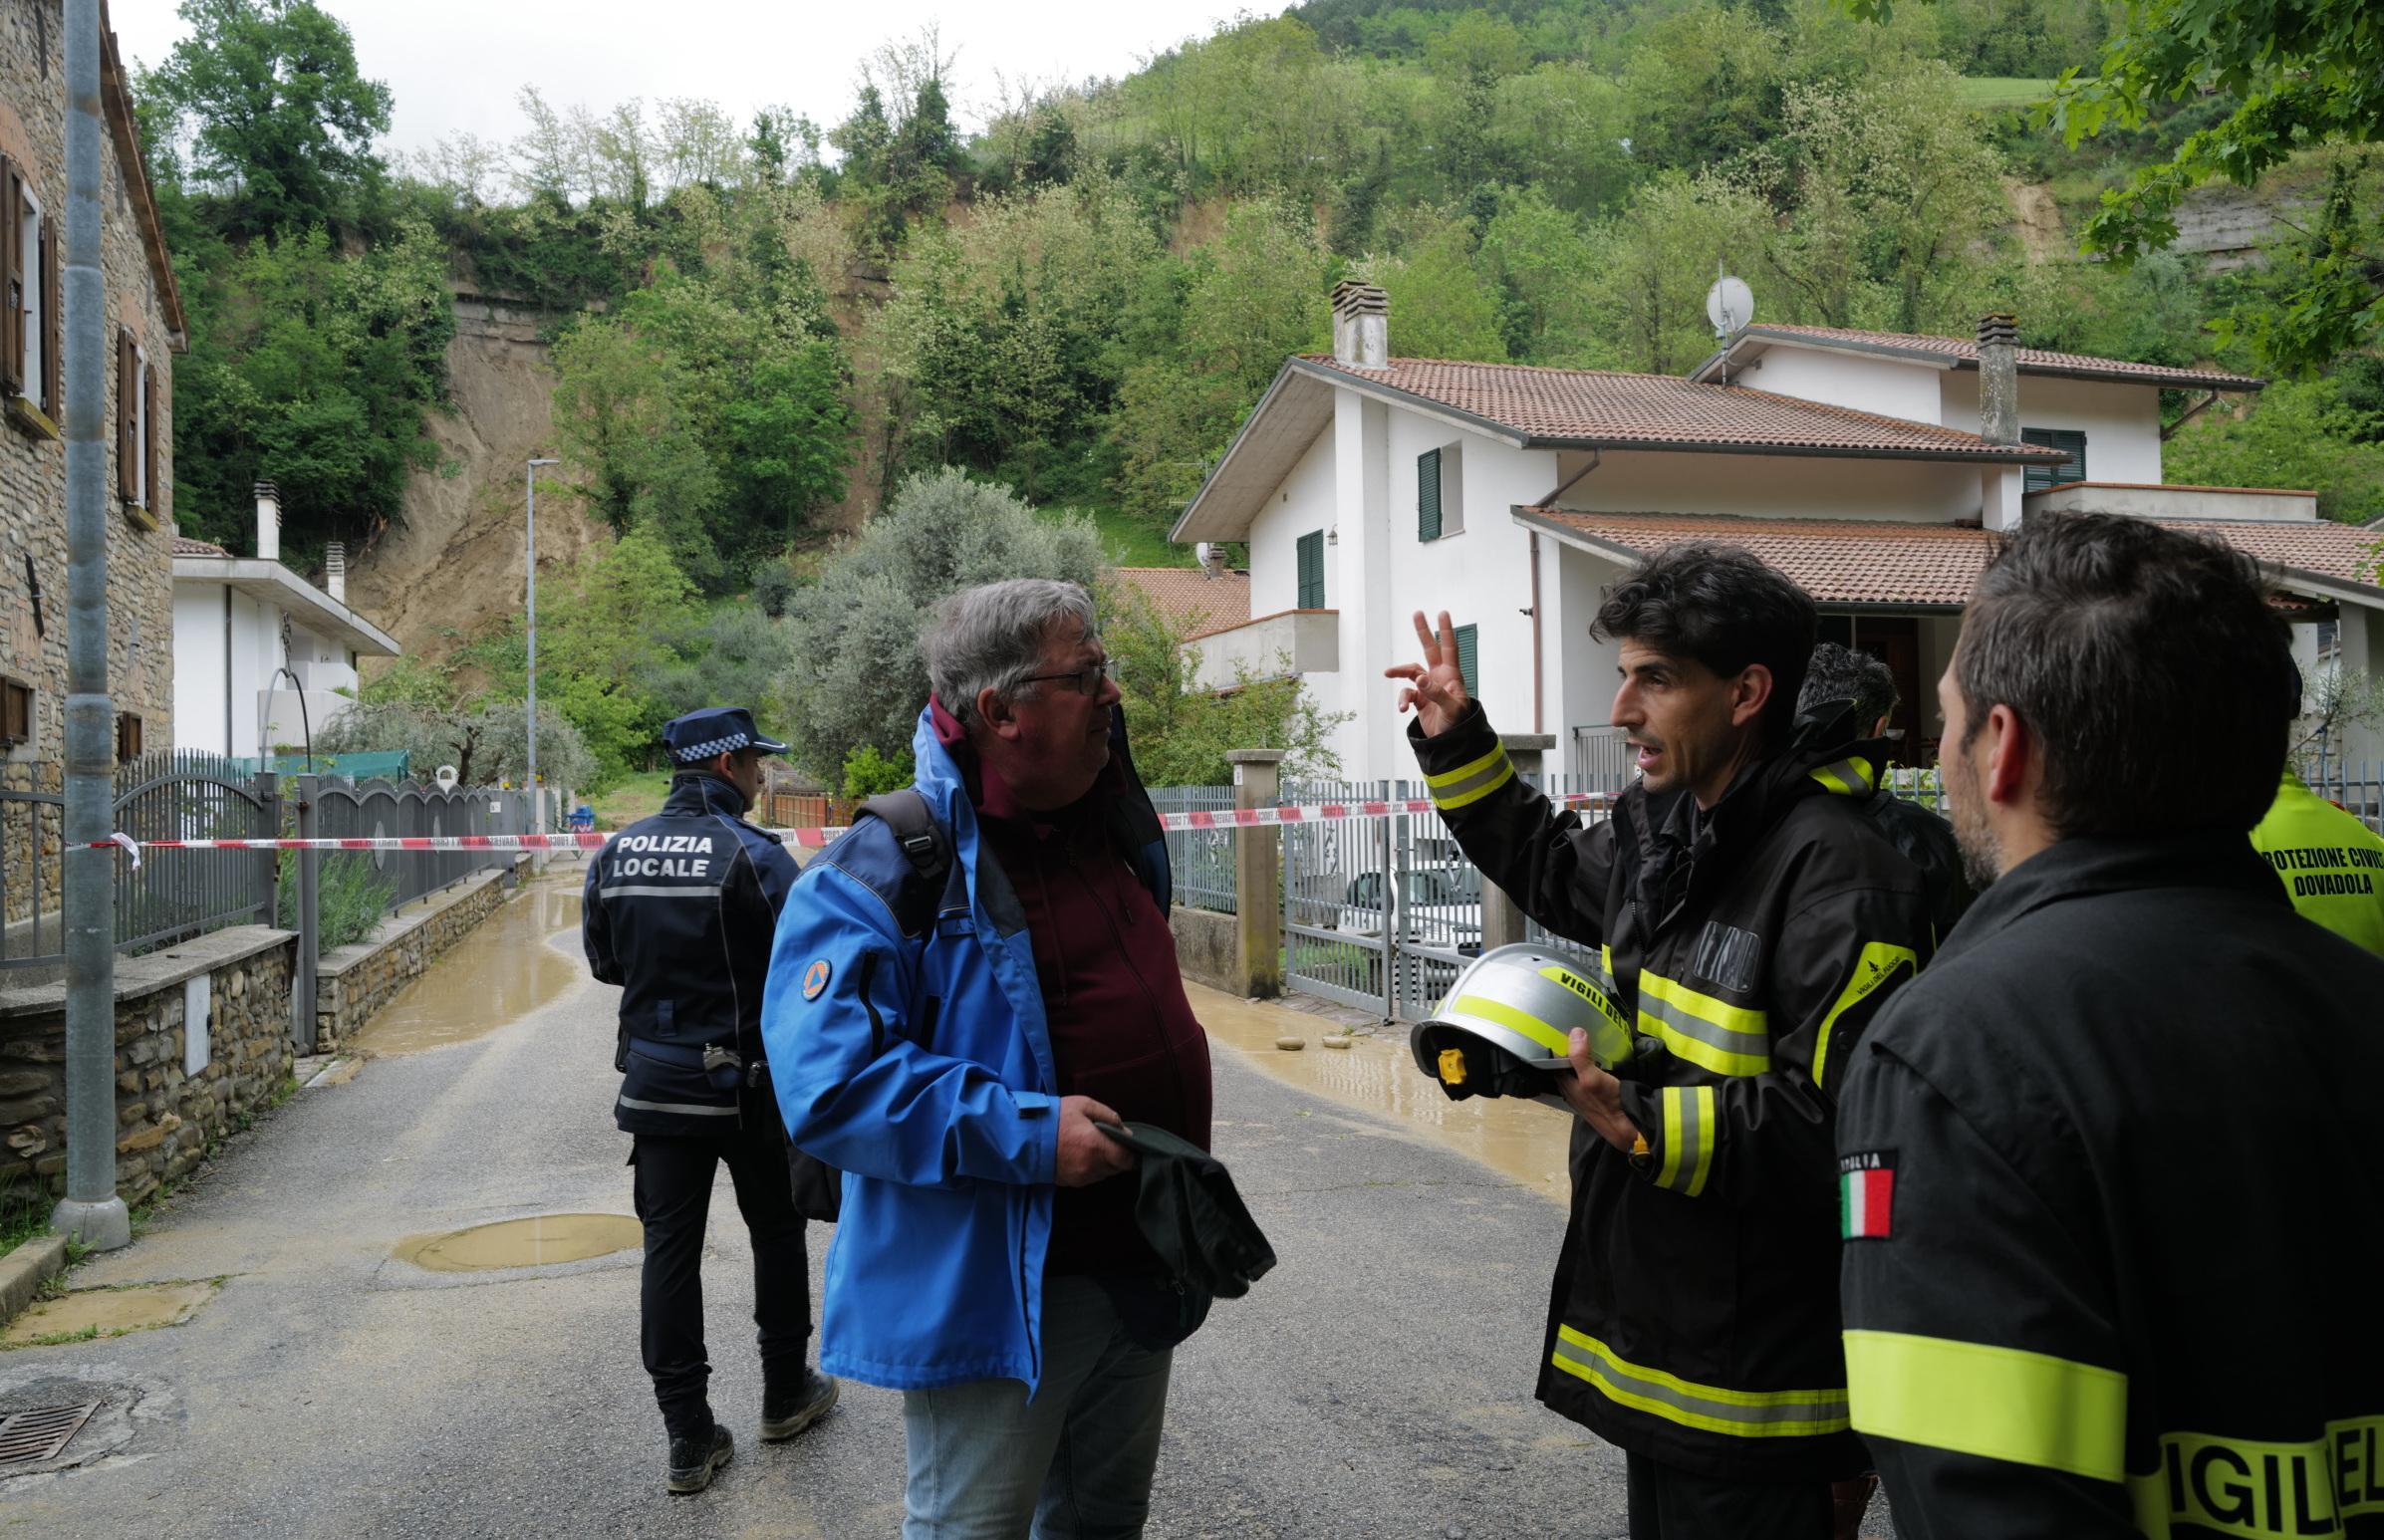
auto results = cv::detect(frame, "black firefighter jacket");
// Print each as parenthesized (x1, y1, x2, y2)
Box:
(583, 772, 798, 1137)
(1411, 702, 1934, 1481)
(1837, 831, 2384, 1539)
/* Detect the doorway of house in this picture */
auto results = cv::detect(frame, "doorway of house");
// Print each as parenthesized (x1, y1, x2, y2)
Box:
(1819, 615, 1923, 763)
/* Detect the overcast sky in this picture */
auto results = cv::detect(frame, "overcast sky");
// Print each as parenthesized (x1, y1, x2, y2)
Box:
(106, 0, 1255, 156)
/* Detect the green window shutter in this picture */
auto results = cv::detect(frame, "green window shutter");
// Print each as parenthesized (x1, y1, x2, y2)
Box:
(1297, 530, 1324, 609)
(1455, 623, 1478, 699)
(2021, 428, 2088, 494)
(1419, 448, 1442, 541)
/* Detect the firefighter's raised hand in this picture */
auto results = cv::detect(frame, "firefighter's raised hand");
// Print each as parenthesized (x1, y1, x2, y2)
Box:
(1385, 610, 1472, 737)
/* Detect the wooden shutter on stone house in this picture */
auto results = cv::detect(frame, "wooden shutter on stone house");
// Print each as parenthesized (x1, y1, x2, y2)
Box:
(142, 347, 158, 513)
(41, 213, 61, 417)
(1, 154, 23, 399)
(117, 327, 136, 501)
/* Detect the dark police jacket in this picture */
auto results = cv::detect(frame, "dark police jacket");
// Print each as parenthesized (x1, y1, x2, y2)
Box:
(583, 772, 797, 1137)
(1412, 702, 1933, 1481)
(1837, 832, 2384, 1538)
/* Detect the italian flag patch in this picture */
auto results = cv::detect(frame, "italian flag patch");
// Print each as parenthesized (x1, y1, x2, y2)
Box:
(1840, 1152, 1896, 1240)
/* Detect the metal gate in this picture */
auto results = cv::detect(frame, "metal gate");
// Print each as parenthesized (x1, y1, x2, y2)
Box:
(1282, 774, 1617, 1021)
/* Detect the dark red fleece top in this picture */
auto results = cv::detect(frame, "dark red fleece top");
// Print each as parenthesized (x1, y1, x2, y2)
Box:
(930, 700, 1213, 1277)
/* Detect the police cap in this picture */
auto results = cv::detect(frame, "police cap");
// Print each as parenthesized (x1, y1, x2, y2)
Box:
(662, 706, 790, 766)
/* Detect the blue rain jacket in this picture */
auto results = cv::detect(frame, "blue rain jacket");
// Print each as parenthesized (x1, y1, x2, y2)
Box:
(760, 704, 1170, 1393)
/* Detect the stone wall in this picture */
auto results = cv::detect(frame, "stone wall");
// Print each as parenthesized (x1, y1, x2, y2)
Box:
(0, 926, 295, 1206)
(1170, 905, 1242, 996)
(313, 864, 520, 1052)
(1, 1, 182, 926)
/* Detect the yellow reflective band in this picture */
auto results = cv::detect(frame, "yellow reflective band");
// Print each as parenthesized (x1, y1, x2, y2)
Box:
(1553, 1325, 1849, 1438)
(1637, 971, 1771, 1077)
(1450, 993, 1571, 1057)
(1427, 746, 1516, 811)
(2126, 1415, 2384, 1539)
(1810, 941, 1919, 1091)
(1844, 1329, 2128, 1483)
(1638, 972, 1768, 1036)
(1809, 757, 1879, 798)
(1656, 1086, 1717, 1196)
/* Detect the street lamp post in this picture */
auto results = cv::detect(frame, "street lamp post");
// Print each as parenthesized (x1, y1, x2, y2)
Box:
(526, 458, 559, 830)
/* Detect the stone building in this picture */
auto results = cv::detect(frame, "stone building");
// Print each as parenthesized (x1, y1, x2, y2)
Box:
(1, 1, 184, 931)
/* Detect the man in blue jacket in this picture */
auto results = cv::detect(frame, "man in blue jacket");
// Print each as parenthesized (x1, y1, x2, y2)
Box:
(584, 707, 838, 1494)
(764, 579, 1213, 1540)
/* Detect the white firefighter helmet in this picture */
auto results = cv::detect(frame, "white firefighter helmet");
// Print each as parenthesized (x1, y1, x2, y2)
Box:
(1408, 942, 1636, 1103)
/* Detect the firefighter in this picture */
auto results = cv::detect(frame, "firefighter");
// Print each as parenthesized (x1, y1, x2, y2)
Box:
(582, 707, 838, 1494)
(1835, 515, 2384, 1536)
(1388, 545, 1935, 1539)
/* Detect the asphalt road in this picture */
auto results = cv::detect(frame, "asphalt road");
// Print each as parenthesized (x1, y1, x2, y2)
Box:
(0, 879, 1666, 1538)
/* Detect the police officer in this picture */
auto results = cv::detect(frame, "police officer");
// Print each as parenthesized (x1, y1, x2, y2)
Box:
(582, 707, 838, 1494)
(1836, 517, 2384, 1536)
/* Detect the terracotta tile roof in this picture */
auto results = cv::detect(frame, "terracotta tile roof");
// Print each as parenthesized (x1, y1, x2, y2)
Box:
(1734, 325, 2264, 390)
(171, 535, 230, 556)
(1298, 356, 2066, 461)
(1111, 566, 1252, 640)
(2151, 520, 2384, 588)
(1521, 509, 2384, 607)
(1523, 511, 1998, 606)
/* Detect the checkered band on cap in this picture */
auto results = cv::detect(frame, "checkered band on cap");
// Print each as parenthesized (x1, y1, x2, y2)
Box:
(672, 731, 751, 763)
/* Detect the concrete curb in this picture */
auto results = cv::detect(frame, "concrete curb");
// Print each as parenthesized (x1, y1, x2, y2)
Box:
(0, 1232, 71, 1327)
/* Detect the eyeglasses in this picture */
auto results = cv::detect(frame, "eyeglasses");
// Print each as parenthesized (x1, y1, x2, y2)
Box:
(1017, 659, 1119, 697)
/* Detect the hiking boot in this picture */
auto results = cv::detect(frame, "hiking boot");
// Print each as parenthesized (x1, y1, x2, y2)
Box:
(665, 1423, 733, 1494)
(760, 1370, 841, 1442)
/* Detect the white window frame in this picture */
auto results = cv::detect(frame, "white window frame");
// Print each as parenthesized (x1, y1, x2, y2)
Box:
(16, 186, 41, 402)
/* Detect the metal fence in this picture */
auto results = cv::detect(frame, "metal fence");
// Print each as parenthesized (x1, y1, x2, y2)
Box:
(2300, 754, 2383, 834)
(311, 778, 533, 915)
(1150, 785, 1238, 913)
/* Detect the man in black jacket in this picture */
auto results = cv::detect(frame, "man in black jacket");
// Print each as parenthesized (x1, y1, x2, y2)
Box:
(583, 707, 837, 1493)
(1796, 642, 1972, 936)
(1389, 546, 1934, 1539)
(1835, 515, 2384, 1538)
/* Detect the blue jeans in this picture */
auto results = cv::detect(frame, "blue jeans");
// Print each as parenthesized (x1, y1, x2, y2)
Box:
(902, 1274, 1176, 1540)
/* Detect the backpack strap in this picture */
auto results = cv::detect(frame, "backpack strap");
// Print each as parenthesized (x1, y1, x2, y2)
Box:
(858, 790, 953, 938)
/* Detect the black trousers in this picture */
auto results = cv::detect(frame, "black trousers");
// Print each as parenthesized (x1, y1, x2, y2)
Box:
(1625, 1453, 1832, 1540)
(631, 1123, 812, 1439)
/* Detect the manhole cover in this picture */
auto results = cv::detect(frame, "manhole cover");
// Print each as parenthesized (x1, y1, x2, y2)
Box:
(0, 1401, 99, 1467)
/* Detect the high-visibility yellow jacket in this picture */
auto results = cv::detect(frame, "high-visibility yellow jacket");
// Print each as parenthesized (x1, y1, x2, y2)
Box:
(1412, 701, 1932, 1482)
(1838, 831, 2384, 1537)
(2250, 768, 2384, 956)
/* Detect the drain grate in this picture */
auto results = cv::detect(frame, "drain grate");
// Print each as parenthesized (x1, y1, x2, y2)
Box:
(0, 1401, 100, 1467)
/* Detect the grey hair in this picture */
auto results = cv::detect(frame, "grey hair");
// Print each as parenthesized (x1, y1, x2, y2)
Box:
(922, 579, 1100, 729)
(1797, 641, 1897, 728)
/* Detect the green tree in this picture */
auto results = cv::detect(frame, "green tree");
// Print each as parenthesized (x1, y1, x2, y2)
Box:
(1353, 212, 1510, 363)
(2162, 379, 2384, 525)
(141, 0, 395, 240)
(776, 470, 1106, 782)
(1584, 172, 1772, 374)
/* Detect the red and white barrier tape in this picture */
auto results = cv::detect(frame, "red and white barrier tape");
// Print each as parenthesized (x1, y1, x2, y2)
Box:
(83, 791, 1614, 857)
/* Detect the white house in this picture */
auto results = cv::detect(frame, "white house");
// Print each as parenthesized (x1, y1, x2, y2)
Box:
(171, 483, 400, 761)
(1172, 283, 2384, 782)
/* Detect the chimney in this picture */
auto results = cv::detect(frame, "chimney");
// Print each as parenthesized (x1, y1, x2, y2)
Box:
(1977, 314, 2019, 446)
(325, 542, 347, 604)
(254, 481, 281, 562)
(1331, 280, 1390, 370)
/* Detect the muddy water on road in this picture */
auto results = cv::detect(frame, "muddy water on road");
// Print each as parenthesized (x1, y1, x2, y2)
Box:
(1186, 983, 1573, 1200)
(392, 1213, 643, 1272)
(353, 870, 587, 1055)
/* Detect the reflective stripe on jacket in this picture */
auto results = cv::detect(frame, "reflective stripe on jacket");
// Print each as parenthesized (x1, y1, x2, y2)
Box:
(1838, 832, 2384, 1537)
(1412, 700, 1933, 1481)
(760, 704, 1172, 1394)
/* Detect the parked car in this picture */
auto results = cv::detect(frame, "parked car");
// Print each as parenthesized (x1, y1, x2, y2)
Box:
(1328, 868, 1484, 951)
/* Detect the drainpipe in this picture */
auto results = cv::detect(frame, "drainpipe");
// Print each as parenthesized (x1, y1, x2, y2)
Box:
(54, 0, 130, 1251)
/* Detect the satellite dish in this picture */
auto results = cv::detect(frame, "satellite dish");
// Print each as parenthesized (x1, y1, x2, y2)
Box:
(1706, 274, 1753, 338)
(434, 764, 459, 791)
